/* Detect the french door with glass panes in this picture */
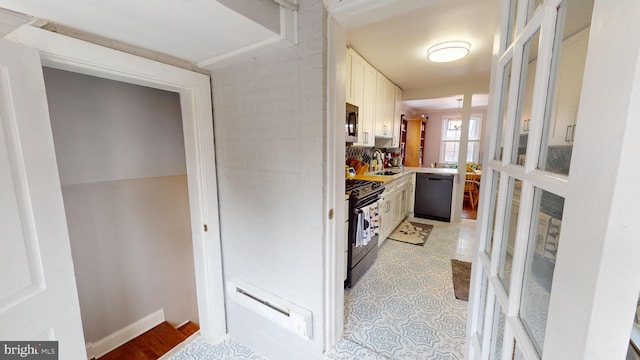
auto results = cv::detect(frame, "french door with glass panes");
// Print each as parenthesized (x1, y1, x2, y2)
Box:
(466, 0, 640, 359)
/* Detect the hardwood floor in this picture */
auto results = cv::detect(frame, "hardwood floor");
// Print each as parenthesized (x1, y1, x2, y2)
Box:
(97, 321, 198, 360)
(177, 321, 199, 338)
(461, 198, 478, 220)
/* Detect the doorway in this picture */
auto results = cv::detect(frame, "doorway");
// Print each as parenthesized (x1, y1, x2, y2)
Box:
(43, 67, 199, 356)
(8, 25, 226, 353)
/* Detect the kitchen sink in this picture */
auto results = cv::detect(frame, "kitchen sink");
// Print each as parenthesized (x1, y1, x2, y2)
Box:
(375, 170, 400, 176)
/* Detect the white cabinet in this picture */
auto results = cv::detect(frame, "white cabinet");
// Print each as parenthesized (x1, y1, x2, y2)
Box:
(345, 50, 353, 106)
(346, 48, 375, 146)
(548, 27, 589, 145)
(399, 180, 411, 220)
(378, 196, 392, 246)
(520, 58, 536, 135)
(346, 47, 401, 146)
(359, 62, 376, 146)
(378, 175, 412, 243)
(375, 72, 395, 138)
(535, 212, 551, 256)
(392, 86, 403, 147)
(346, 48, 364, 109)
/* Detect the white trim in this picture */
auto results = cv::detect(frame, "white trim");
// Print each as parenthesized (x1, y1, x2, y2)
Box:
(197, 6, 298, 70)
(86, 309, 165, 359)
(323, 16, 347, 351)
(6, 25, 227, 343)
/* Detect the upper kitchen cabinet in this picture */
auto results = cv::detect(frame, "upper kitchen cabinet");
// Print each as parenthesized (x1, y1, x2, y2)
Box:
(392, 86, 403, 147)
(547, 27, 589, 145)
(346, 48, 365, 108)
(346, 47, 401, 147)
(375, 72, 396, 139)
(346, 48, 375, 146)
(519, 58, 537, 135)
(346, 50, 354, 105)
(361, 62, 377, 147)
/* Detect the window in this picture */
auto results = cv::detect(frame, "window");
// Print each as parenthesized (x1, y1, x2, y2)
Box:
(441, 115, 482, 163)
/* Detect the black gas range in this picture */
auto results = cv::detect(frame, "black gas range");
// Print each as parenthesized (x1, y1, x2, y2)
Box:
(345, 179, 384, 199)
(345, 179, 384, 288)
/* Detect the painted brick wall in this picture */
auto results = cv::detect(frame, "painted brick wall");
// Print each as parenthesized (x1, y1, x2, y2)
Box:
(211, 0, 327, 358)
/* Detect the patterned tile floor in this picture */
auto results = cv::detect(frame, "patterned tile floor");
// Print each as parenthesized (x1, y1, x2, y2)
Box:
(324, 218, 475, 360)
(167, 336, 267, 360)
(168, 218, 476, 360)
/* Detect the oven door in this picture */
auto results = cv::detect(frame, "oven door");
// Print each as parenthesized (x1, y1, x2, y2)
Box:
(346, 189, 382, 287)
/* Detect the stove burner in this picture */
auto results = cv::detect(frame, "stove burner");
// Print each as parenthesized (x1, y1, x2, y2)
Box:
(346, 179, 368, 193)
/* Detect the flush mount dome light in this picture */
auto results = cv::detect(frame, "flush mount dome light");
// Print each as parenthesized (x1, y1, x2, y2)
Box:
(427, 41, 471, 63)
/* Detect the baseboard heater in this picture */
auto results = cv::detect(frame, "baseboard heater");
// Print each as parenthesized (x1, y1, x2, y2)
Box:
(227, 279, 312, 339)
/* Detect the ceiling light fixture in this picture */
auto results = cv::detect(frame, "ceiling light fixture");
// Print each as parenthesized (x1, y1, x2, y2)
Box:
(427, 41, 471, 63)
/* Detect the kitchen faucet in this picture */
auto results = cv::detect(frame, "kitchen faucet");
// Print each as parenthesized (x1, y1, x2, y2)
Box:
(371, 148, 384, 172)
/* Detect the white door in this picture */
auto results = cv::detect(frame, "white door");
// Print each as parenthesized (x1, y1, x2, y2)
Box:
(0, 38, 86, 356)
(466, 0, 640, 359)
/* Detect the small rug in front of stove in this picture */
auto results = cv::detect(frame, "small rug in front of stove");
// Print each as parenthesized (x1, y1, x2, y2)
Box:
(387, 220, 433, 246)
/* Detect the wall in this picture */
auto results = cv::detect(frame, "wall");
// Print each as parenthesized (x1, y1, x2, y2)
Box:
(210, 0, 326, 358)
(43, 68, 198, 342)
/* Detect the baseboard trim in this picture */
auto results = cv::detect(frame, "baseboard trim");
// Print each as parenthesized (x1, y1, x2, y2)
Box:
(85, 308, 165, 359)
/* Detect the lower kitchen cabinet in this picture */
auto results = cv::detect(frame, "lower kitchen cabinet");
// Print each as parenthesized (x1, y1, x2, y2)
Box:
(379, 175, 412, 243)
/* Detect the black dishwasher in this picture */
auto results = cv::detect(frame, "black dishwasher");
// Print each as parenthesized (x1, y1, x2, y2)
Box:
(414, 173, 454, 222)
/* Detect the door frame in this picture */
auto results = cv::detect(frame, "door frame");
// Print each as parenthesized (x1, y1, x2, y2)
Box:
(6, 25, 227, 341)
(323, 16, 347, 350)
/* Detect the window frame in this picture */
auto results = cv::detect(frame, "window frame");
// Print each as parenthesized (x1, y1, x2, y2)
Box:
(440, 113, 483, 164)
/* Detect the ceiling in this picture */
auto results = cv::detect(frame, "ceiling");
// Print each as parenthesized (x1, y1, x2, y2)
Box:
(0, 0, 282, 67)
(345, 0, 499, 101)
(340, 0, 592, 112)
(1, 0, 592, 112)
(404, 94, 490, 113)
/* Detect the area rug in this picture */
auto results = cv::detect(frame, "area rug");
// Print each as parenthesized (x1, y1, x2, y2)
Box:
(388, 220, 433, 246)
(451, 259, 472, 301)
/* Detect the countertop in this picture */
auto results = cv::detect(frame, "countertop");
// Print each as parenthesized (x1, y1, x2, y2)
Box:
(350, 166, 458, 183)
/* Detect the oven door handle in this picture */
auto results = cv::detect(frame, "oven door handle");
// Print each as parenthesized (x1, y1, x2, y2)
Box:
(354, 197, 380, 213)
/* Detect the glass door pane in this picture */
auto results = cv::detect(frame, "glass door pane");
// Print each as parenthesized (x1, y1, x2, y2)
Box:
(527, 0, 543, 22)
(485, 171, 501, 256)
(498, 178, 521, 294)
(519, 188, 565, 355)
(491, 301, 506, 359)
(538, 0, 593, 175)
(506, 0, 519, 47)
(512, 29, 541, 167)
(496, 60, 513, 161)
(514, 340, 526, 360)
(476, 270, 490, 343)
